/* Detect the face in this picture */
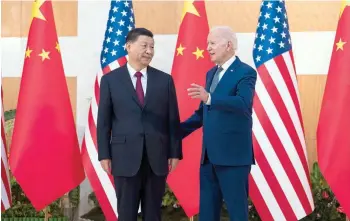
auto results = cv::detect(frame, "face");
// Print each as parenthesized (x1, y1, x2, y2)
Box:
(126, 35, 154, 67)
(207, 30, 231, 65)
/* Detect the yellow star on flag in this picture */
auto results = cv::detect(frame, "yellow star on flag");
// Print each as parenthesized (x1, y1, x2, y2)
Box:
(39, 49, 50, 61)
(181, 0, 200, 22)
(32, 0, 46, 21)
(177, 44, 186, 56)
(192, 47, 204, 60)
(55, 42, 60, 53)
(336, 38, 347, 51)
(25, 47, 33, 58)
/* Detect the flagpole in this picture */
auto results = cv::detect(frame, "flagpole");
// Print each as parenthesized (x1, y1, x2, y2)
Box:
(189, 217, 194, 221)
(44, 207, 49, 221)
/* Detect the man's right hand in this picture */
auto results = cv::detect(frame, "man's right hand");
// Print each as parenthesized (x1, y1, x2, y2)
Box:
(100, 159, 111, 174)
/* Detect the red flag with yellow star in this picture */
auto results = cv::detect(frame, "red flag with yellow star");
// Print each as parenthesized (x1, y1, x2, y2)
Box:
(317, 0, 350, 217)
(9, 0, 85, 210)
(166, 0, 212, 217)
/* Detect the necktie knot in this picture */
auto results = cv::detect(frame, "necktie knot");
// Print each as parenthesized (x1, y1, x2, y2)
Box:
(135, 72, 142, 78)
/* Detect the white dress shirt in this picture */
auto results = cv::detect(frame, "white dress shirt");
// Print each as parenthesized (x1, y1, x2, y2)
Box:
(206, 55, 236, 105)
(127, 63, 147, 95)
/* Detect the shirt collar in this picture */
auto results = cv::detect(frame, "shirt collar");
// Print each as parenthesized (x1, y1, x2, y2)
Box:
(127, 62, 147, 78)
(219, 55, 236, 71)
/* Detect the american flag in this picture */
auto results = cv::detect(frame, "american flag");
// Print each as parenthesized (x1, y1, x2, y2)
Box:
(80, 0, 135, 220)
(249, 0, 314, 220)
(1, 86, 12, 211)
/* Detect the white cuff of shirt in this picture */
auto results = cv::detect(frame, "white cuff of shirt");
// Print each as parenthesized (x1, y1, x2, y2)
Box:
(206, 93, 211, 105)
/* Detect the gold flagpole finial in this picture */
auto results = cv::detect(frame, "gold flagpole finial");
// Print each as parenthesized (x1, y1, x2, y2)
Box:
(340, 0, 350, 17)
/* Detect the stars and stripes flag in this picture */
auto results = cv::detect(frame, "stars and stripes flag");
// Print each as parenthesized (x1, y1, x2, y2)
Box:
(1, 86, 12, 212)
(249, 1, 314, 220)
(80, 0, 135, 220)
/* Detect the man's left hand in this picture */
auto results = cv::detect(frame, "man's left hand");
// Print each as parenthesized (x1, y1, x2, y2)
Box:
(168, 158, 179, 173)
(187, 83, 209, 103)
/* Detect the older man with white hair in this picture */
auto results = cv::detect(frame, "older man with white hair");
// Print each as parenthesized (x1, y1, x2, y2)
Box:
(181, 26, 257, 221)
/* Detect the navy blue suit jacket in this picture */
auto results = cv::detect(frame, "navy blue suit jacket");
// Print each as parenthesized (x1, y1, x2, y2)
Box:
(181, 56, 257, 166)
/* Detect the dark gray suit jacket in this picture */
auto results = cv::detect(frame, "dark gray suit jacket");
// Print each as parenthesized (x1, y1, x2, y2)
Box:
(97, 64, 182, 177)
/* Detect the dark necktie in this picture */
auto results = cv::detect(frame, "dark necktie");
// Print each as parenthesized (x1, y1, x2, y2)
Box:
(134, 72, 144, 105)
(210, 66, 223, 93)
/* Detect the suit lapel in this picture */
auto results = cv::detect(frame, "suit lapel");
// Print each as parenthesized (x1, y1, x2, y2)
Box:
(143, 67, 156, 109)
(212, 56, 242, 93)
(120, 65, 143, 108)
(206, 67, 217, 91)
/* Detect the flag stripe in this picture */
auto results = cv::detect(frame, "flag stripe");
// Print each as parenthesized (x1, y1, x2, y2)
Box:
(250, 161, 285, 221)
(254, 73, 307, 218)
(103, 66, 111, 75)
(264, 59, 313, 208)
(259, 60, 313, 212)
(83, 125, 118, 218)
(91, 92, 99, 128)
(274, 55, 309, 167)
(1, 122, 10, 181)
(253, 88, 310, 217)
(94, 77, 101, 106)
(1, 179, 10, 210)
(280, 53, 303, 130)
(97, 71, 104, 87)
(248, 175, 274, 221)
(253, 102, 306, 218)
(81, 139, 117, 220)
(275, 55, 302, 124)
(283, 52, 307, 149)
(251, 134, 296, 220)
(88, 108, 98, 148)
(1, 86, 12, 212)
(1, 160, 11, 205)
(289, 51, 297, 78)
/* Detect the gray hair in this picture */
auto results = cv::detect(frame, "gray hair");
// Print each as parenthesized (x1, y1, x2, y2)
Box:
(210, 26, 238, 51)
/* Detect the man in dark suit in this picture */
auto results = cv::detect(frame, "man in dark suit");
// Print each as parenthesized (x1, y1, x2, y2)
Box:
(97, 28, 182, 221)
(181, 26, 257, 221)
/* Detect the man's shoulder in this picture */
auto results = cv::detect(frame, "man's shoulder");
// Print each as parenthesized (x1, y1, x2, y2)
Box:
(236, 58, 257, 76)
(148, 66, 171, 79)
(102, 65, 127, 80)
(205, 66, 217, 76)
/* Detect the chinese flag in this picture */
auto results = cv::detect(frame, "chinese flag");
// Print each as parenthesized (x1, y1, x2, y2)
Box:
(166, 0, 212, 217)
(317, 1, 350, 217)
(9, 0, 85, 210)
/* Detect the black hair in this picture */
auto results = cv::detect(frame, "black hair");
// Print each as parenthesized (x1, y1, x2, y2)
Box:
(126, 28, 153, 43)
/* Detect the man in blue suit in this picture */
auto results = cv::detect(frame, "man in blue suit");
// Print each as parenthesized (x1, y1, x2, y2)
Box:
(181, 26, 257, 221)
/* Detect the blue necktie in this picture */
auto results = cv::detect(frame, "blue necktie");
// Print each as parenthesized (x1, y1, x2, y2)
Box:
(210, 66, 223, 93)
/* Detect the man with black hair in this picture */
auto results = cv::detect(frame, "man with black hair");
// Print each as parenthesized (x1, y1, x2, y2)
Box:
(97, 27, 182, 221)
